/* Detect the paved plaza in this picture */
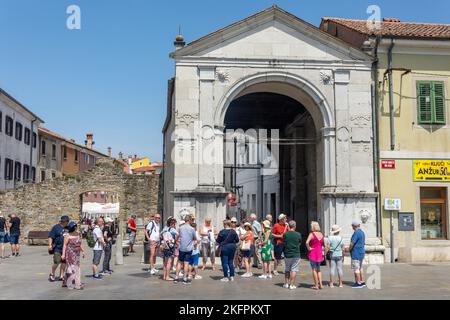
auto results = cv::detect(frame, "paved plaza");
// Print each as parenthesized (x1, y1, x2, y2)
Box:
(0, 245, 450, 300)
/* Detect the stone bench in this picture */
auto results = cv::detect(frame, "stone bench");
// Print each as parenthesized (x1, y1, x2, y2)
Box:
(28, 231, 50, 245)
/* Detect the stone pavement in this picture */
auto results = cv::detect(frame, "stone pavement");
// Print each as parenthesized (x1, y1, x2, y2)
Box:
(1, 245, 449, 300)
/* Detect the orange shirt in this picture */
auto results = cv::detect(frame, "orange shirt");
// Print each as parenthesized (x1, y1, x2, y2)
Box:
(272, 223, 289, 244)
(243, 231, 255, 245)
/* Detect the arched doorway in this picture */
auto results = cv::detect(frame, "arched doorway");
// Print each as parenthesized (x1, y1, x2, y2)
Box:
(217, 73, 335, 237)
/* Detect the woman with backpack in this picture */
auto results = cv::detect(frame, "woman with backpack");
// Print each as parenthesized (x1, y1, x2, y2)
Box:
(161, 217, 178, 281)
(325, 225, 345, 288)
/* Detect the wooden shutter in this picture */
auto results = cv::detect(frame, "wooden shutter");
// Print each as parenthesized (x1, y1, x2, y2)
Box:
(433, 81, 446, 125)
(417, 81, 432, 124)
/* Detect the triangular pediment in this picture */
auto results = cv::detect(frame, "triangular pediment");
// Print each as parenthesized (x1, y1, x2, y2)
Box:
(171, 6, 371, 62)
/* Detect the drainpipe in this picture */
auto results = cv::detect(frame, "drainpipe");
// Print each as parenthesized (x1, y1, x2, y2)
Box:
(371, 36, 382, 238)
(388, 39, 396, 151)
(29, 118, 37, 183)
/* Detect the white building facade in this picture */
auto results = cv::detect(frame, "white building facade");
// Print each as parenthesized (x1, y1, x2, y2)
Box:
(163, 7, 384, 261)
(0, 89, 43, 190)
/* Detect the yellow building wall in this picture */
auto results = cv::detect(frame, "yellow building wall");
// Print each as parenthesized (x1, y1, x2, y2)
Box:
(131, 157, 151, 170)
(378, 52, 450, 260)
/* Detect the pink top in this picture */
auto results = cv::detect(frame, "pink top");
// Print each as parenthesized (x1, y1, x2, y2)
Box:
(308, 232, 324, 263)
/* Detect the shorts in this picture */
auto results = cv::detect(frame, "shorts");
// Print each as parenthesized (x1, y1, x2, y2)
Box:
(149, 240, 160, 251)
(189, 253, 199, 266)
(352, 259, 364, 273)
(285, 258, 301, 273)
(9, 234, 19, 245)
(129, 232, 136, 245)
(310, 260, 321, 270)
(0, 232, 6, 243)
(274, 243, 285, 260)
(163, 248, 175, 258)
(179, 251, 193, 263)
(241, 250, 252, 258)
(93, 250, 103, 266)
(53, 252, 64, 265)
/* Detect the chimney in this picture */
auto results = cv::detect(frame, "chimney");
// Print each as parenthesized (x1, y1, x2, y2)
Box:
(85, 133, 94, 149)
(107, 147, 112, 158)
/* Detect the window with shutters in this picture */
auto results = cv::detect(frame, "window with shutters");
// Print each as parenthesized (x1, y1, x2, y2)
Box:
(417, 81, 447, 125)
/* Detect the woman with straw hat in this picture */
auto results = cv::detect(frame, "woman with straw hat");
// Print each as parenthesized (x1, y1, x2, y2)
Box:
(325, 225, 345, 288)
(258, 220, 274, 279)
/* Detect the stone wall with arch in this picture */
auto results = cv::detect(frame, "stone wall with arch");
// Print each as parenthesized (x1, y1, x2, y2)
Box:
(0, 158, 160, 242)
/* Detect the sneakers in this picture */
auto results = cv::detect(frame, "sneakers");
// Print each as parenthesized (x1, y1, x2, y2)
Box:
(48, 274, 56, 282)
(258, 275, 268, 279)
(150, 268, 159, 275)
(283, 283, 289, 289)
(289, 285, 297, 290)
(273, 271, 279, 276)
(268, 275, 273, 279)
(220, 277, 230, 282)
(194, 275, 202, 280)
(235, 267, 240, 272)
(93, 274, 103, 280)
(182, 278, 191, 285)
(229, 277, 234, 282)
(173, 278, 179, 284)
(351, 283, 365, 289)
(241, 272, 253, 278)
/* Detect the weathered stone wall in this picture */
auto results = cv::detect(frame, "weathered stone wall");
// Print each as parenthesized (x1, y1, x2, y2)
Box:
(0, 159, 159, 243)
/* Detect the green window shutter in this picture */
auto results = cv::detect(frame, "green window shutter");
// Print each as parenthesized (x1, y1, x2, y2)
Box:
(417, 81, 433, 124)
(433, 81, 446, 125)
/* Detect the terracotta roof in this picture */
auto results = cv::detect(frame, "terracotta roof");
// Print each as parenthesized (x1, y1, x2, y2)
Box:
(38, 127, 66, 140)
(322, 18, 450, 39)
(132, 166, 156, 173)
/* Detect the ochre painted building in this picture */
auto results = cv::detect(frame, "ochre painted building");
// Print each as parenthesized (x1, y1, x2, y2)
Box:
(322, 17, 450, 262)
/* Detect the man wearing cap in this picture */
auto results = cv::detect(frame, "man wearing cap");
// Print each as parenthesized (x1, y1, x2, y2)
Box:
(48, 216, 70, 282)
(272, 214, 289, 276)
(349, 220, 366, 288)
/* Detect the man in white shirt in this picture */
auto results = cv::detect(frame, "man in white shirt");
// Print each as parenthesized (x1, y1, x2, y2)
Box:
(145, 214, 161, 275)
(92, 217, 105, 280)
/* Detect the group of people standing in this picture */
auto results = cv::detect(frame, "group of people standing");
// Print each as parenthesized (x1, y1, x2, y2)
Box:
(140, 212, 368, 290)
(48, 215, 117, 290)
(0, 211, 22, 259)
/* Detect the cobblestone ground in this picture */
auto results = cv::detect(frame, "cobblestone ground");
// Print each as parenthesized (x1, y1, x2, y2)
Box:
(1, 245, 449, 300)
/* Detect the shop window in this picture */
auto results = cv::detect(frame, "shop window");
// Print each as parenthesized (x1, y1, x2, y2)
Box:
(417, 81, 446, 125)
(421, 187, 448, 240)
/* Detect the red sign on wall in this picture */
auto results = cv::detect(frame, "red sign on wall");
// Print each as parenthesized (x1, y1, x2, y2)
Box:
(381, 160, 396, 169)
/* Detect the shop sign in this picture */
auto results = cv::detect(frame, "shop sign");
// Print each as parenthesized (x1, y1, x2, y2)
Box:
(398, 213, 415, 232)
(381, 160, 396, 169)
(385, 198, 402, 211)
(414, 160, 450, 182)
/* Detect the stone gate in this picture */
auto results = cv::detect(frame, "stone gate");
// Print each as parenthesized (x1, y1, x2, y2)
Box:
(0, 158, 159, 241)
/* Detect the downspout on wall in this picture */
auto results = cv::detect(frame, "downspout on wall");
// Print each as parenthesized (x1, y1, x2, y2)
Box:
(29, 118, 37, 183)
(371, 36, 382, 238)
(388, 39, 396, 151)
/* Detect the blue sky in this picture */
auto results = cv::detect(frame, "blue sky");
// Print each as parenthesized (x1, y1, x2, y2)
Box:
(1, 0, 449, 161)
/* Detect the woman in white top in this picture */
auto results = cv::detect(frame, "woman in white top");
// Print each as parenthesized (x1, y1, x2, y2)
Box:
(325, 225, 345, 288)
(200, 217, 216, 271)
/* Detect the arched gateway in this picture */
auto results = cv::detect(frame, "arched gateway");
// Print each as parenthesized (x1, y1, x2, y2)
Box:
(163, 6, 384, 262)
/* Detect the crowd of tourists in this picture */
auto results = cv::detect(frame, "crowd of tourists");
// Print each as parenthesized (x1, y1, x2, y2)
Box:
(136, 212, 368, 289)
(2, 209, 367, 291)
(47, 215, 117, 290)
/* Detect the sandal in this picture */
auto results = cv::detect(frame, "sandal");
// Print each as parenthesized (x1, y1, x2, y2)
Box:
(311, 286, 319, 290)
(48, 274, 56, 282)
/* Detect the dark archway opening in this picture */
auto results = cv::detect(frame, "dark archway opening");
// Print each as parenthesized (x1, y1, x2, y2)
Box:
(223, 92, 318, 240)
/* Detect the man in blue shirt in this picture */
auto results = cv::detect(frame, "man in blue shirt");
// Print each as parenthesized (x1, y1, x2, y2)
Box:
(48, 216, 70, 282)
(349, 220, 366, 289)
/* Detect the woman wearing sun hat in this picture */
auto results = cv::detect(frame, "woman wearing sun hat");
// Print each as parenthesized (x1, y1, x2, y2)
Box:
(325, 224, 345, 288)
(259, 220, 274, 279)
